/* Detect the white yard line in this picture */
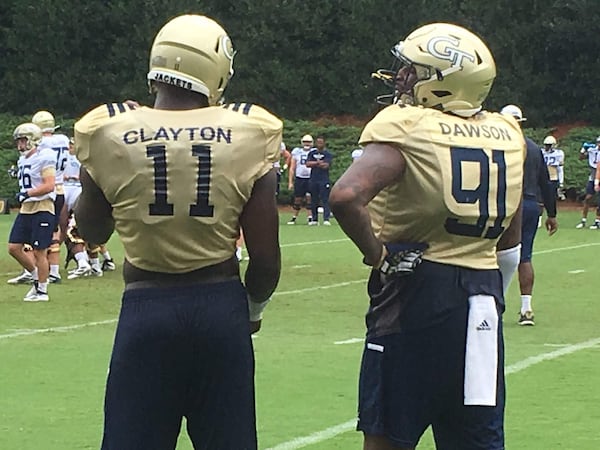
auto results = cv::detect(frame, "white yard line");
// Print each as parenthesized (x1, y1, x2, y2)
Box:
(265, 337, 600, 450)
(0, 319, 117, 340)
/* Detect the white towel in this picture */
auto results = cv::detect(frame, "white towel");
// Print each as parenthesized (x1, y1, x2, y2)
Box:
(464, 294, 499, 406)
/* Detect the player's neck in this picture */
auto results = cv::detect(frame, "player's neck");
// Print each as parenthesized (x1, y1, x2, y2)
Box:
(24, 147, 37, 158)
(153, 86, 209, 110)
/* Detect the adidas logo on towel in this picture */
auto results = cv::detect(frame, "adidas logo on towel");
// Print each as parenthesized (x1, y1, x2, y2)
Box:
(476, 320, 492, 331)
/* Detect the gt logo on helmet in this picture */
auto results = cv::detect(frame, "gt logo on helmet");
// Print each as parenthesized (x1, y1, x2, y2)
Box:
(427, 36, 475, 68)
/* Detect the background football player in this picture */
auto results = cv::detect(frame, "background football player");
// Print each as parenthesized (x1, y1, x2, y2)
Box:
(287, 134, 313, 224)
(7, 123, 56, 301)
(576, 136, 600, 229)
(541, 135, 565, 201)
(32, 110, 70, 283)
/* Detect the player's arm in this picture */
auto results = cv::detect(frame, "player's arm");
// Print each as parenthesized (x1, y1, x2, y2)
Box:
(320, 152, 332, 170)
(74, 166, 115, 245)
(539, 159, 557, 222)
(288, 156, 296, 187)
(595, 164, 600, 192)
(305, 150, 318, 168)
(557, 152, 565, 185)
(240, 168, 281, 330)
(282, 148, 291, 169)
(330, 142, 406, 266)
(27, 166, 56, 197)
(497, 200, 523, 252)
(538, 151, 559, 235)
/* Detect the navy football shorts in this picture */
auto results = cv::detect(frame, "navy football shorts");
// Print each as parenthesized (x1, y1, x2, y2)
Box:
(101, 279, 257, 450)
(520, 198, 542, 263)
(358, 261, 505, 450)
(584, 179, 600, 201)
(8, 211, 55, 249)
(293, 177, 311, 198)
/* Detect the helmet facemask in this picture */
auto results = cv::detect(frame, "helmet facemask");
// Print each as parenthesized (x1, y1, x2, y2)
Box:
(373, 44, 442, 106)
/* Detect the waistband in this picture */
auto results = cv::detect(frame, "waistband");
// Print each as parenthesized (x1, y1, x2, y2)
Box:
(123, 257, 240, 291)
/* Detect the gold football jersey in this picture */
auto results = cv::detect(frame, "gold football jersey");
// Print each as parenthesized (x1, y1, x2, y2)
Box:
(360, 105, 525, 270)
(75, 102, 282, 273)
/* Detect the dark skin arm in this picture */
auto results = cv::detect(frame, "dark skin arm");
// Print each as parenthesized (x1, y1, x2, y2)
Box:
(496, 200, 522, 251)
(330, 143, 406, 266)
(74, 166, 115, 245)
(240, 169, 281, 333)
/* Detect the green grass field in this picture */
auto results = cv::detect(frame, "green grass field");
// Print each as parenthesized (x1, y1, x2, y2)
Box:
(1, 207, 599, 450)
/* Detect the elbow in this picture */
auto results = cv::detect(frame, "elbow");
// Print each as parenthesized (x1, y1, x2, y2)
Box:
(329, 187, 358, 218)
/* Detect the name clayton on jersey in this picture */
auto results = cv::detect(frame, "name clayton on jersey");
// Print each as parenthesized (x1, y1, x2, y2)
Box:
(438, 122, 514, 140)
(123, 126, 232, 145)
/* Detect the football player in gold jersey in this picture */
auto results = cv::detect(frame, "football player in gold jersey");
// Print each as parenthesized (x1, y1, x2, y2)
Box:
(74, 14, 281, 450)
(330, 23, 525, 450)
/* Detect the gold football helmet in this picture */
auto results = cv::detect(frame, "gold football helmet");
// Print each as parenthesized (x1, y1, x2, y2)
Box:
(13, 123, 43, 152)
(373, 23, 496, 116)
(543, 135, 557, 146)
(32, 110, 58, 132)
(147, 14, 236, 106)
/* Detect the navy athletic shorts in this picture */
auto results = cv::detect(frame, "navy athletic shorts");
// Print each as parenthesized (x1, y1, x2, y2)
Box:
(358, 261, 505, 450)
(8, 211, 55, 249)
(101, 279, 257, 450)
(293, 177, 311, 198)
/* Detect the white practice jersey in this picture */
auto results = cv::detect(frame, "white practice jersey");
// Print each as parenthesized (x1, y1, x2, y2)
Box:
(38, 133, 70, 185)
(543, 148, 564, 182)
(63, 153, 81, 184)
(290, 147, 312, 178)
(18, 148, 56, 203)
(63, 154, 82, 211)
(586, 145, 600, 169)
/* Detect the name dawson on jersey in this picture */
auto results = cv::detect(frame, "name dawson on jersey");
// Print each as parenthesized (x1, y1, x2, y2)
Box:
(438, 122, 513, 141)
(123, 126, 232, 145)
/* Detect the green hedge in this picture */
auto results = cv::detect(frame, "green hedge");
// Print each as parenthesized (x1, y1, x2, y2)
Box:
(1, 113, 598, 207)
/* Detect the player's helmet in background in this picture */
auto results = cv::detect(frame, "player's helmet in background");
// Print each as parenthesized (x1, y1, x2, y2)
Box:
(13, 123, 43, 152)
(147, 14, 236, 106)
(301, 134, 313, 150)
(372, 23, 496, 116)
(543, 135, 557, 146)
(32, 110, 58, 132)
(500, 104, 526, 122)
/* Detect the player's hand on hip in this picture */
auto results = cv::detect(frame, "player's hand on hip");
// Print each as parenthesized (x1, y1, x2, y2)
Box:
(378, 242, 429, 278)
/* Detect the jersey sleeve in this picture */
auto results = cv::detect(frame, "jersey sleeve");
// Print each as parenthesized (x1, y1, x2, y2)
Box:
(242, 104, 283, 180)
(38, 148, 57, 177)
(75, 102, 137, 164)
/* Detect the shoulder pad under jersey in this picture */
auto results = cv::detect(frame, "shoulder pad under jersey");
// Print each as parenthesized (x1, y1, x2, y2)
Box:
(359, 104, 427, 148)
(75, 102, 137, 163)
(221, 102, 283, 164)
